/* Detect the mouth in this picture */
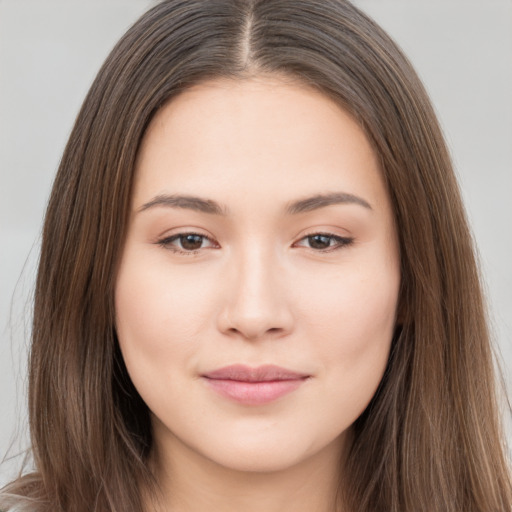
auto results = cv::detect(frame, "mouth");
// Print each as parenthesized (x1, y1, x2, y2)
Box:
(202, 364, 310, 405)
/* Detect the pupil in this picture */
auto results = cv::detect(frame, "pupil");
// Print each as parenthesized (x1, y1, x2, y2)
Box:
(309, 234, 331, 249)
(181, 234, 203, 250)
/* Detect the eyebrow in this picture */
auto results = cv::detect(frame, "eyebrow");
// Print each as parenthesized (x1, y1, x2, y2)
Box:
(138, 194, 229, 215)
(285, 192, 372, 214)
(138, 191, 372, 216)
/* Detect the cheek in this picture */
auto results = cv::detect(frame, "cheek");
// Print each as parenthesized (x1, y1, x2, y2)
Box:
(300, 257, 399, 342)
(114, 251, 215, 379)
(299, 260, 399, 418)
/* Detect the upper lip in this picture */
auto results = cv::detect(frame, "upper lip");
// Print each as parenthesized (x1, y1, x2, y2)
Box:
(203, 364, 310, 382)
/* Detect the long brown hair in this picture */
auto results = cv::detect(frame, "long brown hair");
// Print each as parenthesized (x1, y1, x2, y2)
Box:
(1, 1, 510, 511)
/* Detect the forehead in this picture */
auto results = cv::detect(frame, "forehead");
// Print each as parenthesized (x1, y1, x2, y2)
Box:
(133, 76, 387, 213)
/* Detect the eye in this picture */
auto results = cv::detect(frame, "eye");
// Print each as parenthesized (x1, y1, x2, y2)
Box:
(295, 233, 353, 252)
(157, 232, 218, 254)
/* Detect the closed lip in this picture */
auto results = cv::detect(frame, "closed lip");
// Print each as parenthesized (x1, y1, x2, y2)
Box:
(201, 364, 311, 405)
(202, 364, 310, 382)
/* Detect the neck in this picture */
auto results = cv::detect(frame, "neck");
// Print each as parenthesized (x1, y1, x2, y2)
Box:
(145, 433, 348, 512)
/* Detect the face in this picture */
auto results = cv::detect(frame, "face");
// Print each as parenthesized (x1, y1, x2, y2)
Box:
(115, 76, 400, 475)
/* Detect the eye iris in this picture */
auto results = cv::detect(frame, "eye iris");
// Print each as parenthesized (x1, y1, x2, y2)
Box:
(180, 234, 204, 250)
(308, 234, 332, 249)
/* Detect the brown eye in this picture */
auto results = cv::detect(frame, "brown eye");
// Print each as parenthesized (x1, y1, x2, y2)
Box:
(157, 232, 217, 254)
(308, 234, 333, 250)
(295, 233, 354, 252)
(180, 234, 205, 250)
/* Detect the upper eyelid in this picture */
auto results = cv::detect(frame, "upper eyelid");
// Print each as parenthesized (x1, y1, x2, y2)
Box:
(157, 231, 353, 252)
(157, 230, 349, 242)
(160, 232, 217, 245)
(293, 233, 353, 249)
(156, 228, 214, 242)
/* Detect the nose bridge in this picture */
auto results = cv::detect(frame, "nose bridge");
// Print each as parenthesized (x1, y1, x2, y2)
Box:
(218, 238, 293, 340)
(237, 243, 276, 307)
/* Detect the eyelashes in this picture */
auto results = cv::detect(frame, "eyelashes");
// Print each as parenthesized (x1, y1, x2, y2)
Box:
(294, 233, 353, 251)
(159, 233, 218, 253)
(156, 231, 354, 256)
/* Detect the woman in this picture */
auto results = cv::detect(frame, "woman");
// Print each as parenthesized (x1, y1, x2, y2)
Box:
(1, 0, 511, 511)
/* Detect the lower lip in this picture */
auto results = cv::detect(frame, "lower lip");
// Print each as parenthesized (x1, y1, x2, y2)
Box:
(204, 378, 307, 405)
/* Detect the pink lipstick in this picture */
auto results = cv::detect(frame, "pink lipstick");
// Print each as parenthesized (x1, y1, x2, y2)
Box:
(202, 364, 309, 405)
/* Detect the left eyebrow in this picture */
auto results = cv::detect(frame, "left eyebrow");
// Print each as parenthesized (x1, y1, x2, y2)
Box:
(285, 192, 372, 214)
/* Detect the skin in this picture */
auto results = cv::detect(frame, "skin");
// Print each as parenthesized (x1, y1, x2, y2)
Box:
(115, 75, 401, 512)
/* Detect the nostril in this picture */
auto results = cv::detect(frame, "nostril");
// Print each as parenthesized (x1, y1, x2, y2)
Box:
(216, 277, 295, 340)
(225, 325, 286, 342)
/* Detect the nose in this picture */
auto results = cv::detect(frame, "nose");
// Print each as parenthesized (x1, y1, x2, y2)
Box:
(216, 245, 294, 341)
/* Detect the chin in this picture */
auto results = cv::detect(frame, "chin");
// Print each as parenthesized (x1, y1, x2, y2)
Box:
(188, 426, 347, 475)
(210, 448, 305, 474)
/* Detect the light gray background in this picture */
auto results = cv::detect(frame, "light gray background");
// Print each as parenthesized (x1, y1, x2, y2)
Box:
(1, 0, 511, 486)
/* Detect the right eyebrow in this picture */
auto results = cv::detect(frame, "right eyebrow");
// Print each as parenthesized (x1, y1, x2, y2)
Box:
(137, 194, 230, 216)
